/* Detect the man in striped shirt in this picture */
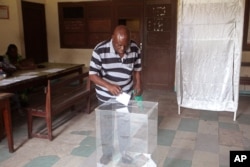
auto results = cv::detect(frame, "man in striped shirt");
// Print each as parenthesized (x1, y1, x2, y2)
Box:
(89, 25, 142, 103)
(89, 25, 142, 165)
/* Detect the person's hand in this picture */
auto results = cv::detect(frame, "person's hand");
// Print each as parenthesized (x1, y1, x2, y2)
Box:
(107, 84, 122, 96)
(133, 85, 142, 96)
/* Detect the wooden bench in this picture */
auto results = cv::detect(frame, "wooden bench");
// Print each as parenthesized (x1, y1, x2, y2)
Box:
(26, 72, 93, 140)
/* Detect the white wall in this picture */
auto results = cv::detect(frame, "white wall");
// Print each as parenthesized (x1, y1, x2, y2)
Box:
(45, 0, 95, 65)
(0, 0, 99, 66)
(0, 0, 24, 55)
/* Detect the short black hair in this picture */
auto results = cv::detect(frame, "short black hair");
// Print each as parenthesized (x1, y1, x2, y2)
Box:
(6, 44, 18, 55)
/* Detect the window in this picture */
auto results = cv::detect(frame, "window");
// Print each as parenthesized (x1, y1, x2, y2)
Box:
(58, 2, 113, 48)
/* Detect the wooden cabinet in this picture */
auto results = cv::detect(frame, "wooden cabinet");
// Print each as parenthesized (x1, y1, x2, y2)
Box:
(58, 1, 143, 48)
(86, 2, 113, 48)
(58, 1, 113, 48)
(58, 2, 86, 48)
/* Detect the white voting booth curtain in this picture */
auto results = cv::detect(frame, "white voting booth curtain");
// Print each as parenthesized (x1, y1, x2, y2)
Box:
(176, 0, 245, 121)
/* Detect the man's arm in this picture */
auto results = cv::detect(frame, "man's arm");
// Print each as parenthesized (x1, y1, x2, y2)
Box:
(133, 71, 142, 96)
(89, 74, 122, 96)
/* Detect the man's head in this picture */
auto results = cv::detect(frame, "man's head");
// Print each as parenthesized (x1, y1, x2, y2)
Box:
(6, 44, 18, 63)
(112, 25, 130, 56)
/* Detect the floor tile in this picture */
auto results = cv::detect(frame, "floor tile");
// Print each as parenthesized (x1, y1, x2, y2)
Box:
(180, 108, 200, 119)
(23, 155, 59, 167)
(167, 147, 194, 160)
(71, 136, 96, 157)
(153, 145, 170, 167)
(198, 120, 218, 135)
(171, 131, 196, 150)
(157, 129, 176, 146)
(219, 122, 240, 131)
(53, 155, 87, 167)
(219, 153, 229, 167)
(218, 112, 235, 123)
(236, 114, 250, 125)
(239, 124, 250, 139)
(219, 129, 244, 147)
(0, 148, 12, 162)
(158, 116, 180, 130)
(163, 157, 192, 167)
(192, 151, 219, 167)
(178, 118, 199, 132)
(195, 133, 219, 153)
(200, 110, 218, 121)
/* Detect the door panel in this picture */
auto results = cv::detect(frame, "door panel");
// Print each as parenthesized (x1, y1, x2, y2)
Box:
(21, 1, 48, 64)
(143, 0, 177, 90)
(144, 47, 171, 84)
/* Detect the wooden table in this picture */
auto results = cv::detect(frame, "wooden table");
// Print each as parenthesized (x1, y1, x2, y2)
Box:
(0, 62, 84, 92)
(0, 93, 14, 153)
(0, 63, 84, 152)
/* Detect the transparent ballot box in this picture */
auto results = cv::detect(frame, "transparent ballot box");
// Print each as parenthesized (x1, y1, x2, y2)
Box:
(95, 100, 158, 166)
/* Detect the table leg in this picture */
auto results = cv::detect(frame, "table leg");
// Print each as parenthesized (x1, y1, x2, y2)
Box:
(2, 99, 14, 153)
(0, 113, 4, 140)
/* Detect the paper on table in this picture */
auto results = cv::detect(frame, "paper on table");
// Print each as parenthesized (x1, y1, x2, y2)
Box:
(19, 72, 39, 76)
(42, 68, 64, 73)
(0, 75, 37, 86)
(116, 92, 131, 106)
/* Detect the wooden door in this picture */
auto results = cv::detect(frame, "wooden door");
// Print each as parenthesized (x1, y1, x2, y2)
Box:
(21, 1, 48, 64)
(143, 0, 177, 90)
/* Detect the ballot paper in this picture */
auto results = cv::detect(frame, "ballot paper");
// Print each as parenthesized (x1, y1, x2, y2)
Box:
(116, 107, 129, 113)
(116, 92, 131, 106)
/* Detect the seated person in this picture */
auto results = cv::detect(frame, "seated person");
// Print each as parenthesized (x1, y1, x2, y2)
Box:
(3, 44, 36, 72)
(1, 44, 35, 116)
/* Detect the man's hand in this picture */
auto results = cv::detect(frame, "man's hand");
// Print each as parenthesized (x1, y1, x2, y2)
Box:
(133, 86, 142, 96)
(89, 74, 122, 96)
(107, 84, 122, 96)
(133, 71, 142, 96)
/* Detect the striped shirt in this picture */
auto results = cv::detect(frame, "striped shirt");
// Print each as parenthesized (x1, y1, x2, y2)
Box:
(89, 39, 142, 102)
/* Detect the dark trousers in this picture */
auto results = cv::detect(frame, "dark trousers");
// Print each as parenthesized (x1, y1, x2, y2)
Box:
(98, 100, 131, 156)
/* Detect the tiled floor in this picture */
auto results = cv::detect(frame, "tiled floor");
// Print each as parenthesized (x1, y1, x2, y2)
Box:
(0, 90, 250, 167)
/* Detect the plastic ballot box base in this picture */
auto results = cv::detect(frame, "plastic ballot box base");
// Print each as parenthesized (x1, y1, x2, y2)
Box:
(95, 100, 158, 166)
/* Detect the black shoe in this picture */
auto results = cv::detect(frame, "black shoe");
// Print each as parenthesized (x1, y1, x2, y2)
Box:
(100, 154, 112, 165)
